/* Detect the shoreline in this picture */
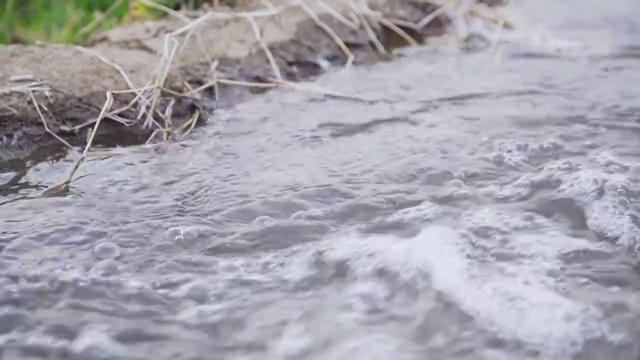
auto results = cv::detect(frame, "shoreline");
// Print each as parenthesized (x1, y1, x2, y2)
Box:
(0, 0, 509, 172)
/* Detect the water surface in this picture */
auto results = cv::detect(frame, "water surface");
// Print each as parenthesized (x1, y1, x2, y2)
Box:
(1, 0, 640, 359)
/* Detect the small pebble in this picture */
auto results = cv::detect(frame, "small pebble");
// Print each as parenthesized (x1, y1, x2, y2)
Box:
(93, 242, 121, 261)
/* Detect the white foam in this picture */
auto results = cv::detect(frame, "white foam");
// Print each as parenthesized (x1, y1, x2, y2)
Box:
(437, 228, 608, 356)
(295, 223, 612, 358)
(553, 165, 640, 247)
(317, 334, 420, 360)
(386, 201, 443, 223)
(584, 181, 640, 248)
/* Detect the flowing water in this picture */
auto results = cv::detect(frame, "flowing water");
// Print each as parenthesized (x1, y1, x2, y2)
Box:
(1, 0, 640, 359)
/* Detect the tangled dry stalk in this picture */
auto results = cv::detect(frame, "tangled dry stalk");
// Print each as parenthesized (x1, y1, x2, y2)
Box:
(2, 0, 512, 196)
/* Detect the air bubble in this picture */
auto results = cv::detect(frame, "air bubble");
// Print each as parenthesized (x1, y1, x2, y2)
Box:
(166, 225, 210, 248)
(93, 242, 121, 260)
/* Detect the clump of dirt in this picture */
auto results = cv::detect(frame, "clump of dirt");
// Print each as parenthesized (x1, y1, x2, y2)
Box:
(0, 46, 201, 137)
(0, 0, 509, 171)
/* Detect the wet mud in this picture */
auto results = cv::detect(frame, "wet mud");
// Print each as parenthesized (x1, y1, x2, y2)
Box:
(0, 0, 501, 171)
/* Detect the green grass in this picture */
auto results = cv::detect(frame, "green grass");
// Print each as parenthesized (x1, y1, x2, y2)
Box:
(0, 0, 202, 45)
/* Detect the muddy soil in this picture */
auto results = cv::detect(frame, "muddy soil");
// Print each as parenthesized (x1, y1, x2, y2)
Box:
(0, 0, 502, 171)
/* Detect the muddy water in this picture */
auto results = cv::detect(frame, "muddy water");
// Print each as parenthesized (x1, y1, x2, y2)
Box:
(2, 0, 640, 359)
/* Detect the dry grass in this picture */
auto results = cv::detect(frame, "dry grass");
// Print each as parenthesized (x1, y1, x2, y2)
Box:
(0, 0, 512, 195)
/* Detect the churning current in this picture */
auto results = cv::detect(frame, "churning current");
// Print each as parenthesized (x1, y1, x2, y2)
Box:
(1, 0, 640, 359)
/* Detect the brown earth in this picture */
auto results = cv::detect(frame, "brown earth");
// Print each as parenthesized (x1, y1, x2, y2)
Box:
(0, 0, 508, 171)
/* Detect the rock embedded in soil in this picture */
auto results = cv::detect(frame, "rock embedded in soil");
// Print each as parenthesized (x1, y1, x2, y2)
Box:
(0, 0, 506, 172)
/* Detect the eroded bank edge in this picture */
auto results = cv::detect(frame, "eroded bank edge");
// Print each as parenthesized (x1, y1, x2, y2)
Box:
(0, 0, 510, 172)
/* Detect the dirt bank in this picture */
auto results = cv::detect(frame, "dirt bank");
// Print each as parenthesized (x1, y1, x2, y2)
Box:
(0, 0, 509, 171)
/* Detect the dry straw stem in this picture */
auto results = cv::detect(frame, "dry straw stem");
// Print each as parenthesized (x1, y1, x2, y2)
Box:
(1, 75, 50, 94)
(0, 82, 50, 94)
(353, 6, 387, 54)
(318, 0, 359, 29)
(174, 108, 201, 138)
(28, 91, 75, 151)
(138, 0, 215, 63)
(246, 16, 283, 81)
(467, 1, 513, 29)
(300, 2, 355, 67)
(345, 0, 419, 48)
(41, 91, 114, 197)
(75, 46, 138, 91)
(416, 0, 452, 29)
